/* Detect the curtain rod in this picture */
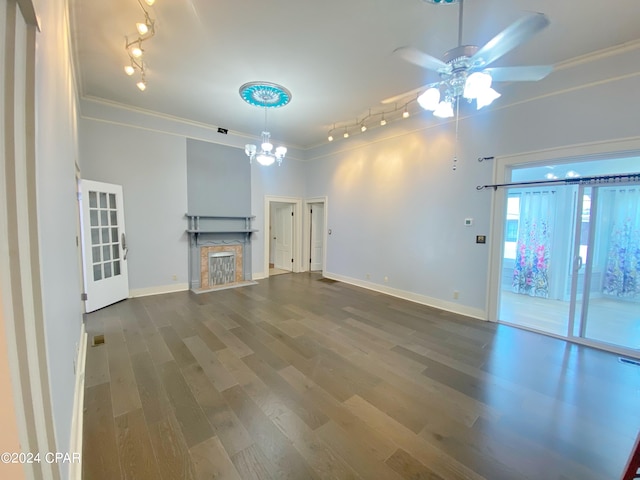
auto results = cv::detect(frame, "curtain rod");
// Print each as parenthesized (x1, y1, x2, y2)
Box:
(476, 172, 640, 191)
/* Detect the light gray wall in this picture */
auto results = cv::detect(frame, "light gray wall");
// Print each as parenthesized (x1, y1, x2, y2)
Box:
(76, 42, 640, 319)
(79, 119, 189, 292)
(187, 138, 250, 215)
(33, 0, 83, 476)
(305, 123, 493, 317)
(250, 158, 307, 277)
(304, 44, 640, 318)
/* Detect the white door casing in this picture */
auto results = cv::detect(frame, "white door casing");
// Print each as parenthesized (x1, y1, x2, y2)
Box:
(264, 196, 303, 277)
(80, 180, 129, 312)
(310, 203, 324, 271)
(274, 203, 293, 271)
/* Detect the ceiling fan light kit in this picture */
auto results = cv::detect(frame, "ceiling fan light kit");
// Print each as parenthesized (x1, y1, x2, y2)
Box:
(326, 0, 552, 144)
(123, 0, 158, 91)
(240, 82, 291, 167)
(397, 0, 552, 118)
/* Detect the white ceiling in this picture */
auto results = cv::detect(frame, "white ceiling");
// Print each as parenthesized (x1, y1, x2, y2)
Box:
(69, 0, 640, 150)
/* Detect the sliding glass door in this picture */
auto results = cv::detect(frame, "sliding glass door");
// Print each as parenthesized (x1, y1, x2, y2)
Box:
(498, 180, 640, 355)
(571, 184, 640, 350)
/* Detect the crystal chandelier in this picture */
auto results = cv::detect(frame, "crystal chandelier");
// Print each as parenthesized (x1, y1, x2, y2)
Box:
(239, 82, 291, 166)
(244, 126, 287, 166)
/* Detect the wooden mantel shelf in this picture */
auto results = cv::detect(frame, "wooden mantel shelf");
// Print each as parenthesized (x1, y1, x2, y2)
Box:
(185, 214, 258, 244)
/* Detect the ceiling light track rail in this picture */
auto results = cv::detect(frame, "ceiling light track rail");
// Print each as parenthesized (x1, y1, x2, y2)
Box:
(327, 97, 418, 142)
(123, 0, 158, 91)
(476, 172, 640, 191)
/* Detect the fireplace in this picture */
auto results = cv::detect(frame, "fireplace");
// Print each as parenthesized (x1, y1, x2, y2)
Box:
(199, 244, 243, 290)
(187, 214, 256, 292)
(209, 251, 236, 286)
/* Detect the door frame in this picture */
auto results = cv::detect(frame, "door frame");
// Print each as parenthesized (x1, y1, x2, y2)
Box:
(273, 202, 294, 271)
(1, 2, 60, 478)
(487, 137, 640, 358)
(303, 197, 328, 273)
(263, 196, 303, 277)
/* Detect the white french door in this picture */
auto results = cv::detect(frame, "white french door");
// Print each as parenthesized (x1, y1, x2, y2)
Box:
(80, 180, 129, 312)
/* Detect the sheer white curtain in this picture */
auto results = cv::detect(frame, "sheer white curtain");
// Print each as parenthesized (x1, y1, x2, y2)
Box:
(512, 189, 557, 297)
(602, 186, 640, 298)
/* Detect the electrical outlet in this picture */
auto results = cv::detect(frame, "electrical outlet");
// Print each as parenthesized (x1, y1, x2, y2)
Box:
(366, 273, 370, 280)
(453, 290, 460, 300)
(172, 274, 178, 281)
(384, 276, 389, 283)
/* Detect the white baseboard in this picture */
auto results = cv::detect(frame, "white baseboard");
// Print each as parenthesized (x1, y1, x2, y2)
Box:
(129, 283, 189, 298)
(322, 271, 487, 321)
(69, 323, 87, 480)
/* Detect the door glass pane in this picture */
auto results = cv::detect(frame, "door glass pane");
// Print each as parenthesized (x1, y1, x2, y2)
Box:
(103, 245, 111, 261)
(580, 185, 640, 350)
(109, 193, 116, 209)
(114, 260, 121, 276)
(91, 228, 100, 245)
(111, 227, 119, 242)
(89, 191, 97, 208)
(92, 246, 101, 262)
(99, 192, 107, 208)
(104, 262, 112, 278)
(499, 187, 571, 335)
(100, 209, 108, 226)
(110, 210, 117, 225)
(93, 264, 102, 281)
(90, 210, 98, 226)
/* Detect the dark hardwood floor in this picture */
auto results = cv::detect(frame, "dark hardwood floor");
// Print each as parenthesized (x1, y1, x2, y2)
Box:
(82, 272, 640, 479)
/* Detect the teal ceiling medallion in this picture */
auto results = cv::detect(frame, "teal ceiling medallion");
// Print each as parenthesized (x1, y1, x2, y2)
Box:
(239, 82, 292, 108)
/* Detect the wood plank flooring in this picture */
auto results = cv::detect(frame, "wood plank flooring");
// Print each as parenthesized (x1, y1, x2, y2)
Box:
(83, 273, 640, 479)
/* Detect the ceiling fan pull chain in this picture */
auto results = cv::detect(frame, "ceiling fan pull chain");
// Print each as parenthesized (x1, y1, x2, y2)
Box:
(458, 0, 464, 46)
(453, 100, 460, 171)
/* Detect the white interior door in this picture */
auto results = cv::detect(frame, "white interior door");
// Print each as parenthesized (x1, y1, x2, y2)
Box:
(310, 203, 324, 271)
(80, 180, 129, 312)
(274, 203, 293, 271)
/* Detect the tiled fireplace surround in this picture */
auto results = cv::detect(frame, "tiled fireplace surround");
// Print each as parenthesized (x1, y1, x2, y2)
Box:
(199, 244, 243, 290)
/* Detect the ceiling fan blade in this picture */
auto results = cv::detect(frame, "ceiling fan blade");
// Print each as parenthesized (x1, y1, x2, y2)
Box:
(484, 65, 553, 82)
(393, 46, 450, 73)
(470, 12, 550, 68)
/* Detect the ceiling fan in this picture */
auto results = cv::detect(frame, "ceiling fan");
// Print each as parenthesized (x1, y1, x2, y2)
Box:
(394, 0, 553, 117)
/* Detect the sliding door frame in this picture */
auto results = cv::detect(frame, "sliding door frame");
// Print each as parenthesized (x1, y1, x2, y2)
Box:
(487, 137, 640, 359)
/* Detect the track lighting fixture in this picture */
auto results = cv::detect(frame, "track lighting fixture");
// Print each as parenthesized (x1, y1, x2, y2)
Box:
(326, 100, 418, 143)
(123, 0, 157, 91)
